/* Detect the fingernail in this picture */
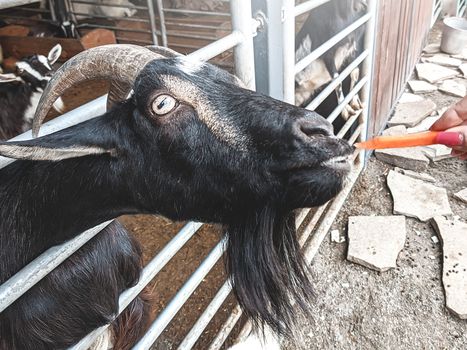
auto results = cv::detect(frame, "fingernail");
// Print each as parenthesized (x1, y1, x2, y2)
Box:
(436, 132, 464, 146)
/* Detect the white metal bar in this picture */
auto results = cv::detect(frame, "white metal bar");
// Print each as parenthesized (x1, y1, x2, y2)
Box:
(283, 0, 296, 103)
(0, 221, 112, 313)
(132, 239, 227, 350)
(207, 304, 243, 350)
(359, 0, 377, 147)
(336, 109, 363, 139)
(0, 0, 40, 10)
(69, 221, 203, 350)
(146, 0, 159, 45)
(326, 75, 368, 123)
(230, 0, 256, 89)
(189, 31, 243, 62)
(294, 0, 331, 17)
(162, 8, 230, 16)
(295, 13, 371, 75)
(178, 280, 233, 350)
(305, 50, 369, 111)
(155, 0, 168, 47)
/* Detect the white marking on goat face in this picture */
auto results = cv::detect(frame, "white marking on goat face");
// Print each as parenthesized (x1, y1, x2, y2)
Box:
(334, 42, 357, 71)
(37, 55, 52, 71)
(161, 75, 249, 151)
(16, 61, 46, 82)
(175, 56, 204, 75)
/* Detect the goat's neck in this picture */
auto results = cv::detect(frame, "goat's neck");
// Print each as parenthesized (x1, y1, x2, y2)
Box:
(0, 155, 141, 283)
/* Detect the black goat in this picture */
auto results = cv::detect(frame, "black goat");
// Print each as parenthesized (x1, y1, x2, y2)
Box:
(0, 44, 63, 140)
(295, 0, 366, 132)
(0, 44, 353, 349)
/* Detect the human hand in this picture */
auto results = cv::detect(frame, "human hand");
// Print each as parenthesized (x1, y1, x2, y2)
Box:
(430, 96, 467, 160)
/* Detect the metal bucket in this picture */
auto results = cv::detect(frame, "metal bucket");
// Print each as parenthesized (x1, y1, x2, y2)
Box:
(440, 17, 467, 54)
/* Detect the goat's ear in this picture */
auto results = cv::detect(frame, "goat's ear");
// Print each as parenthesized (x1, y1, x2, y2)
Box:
(47, 44, 62, 65)
(0, 137, 115, 162)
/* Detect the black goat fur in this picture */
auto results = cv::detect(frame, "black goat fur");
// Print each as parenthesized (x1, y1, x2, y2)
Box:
(0, 57, 353, 348)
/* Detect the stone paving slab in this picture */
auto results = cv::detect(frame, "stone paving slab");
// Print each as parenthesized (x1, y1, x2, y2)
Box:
(408, 80, 438, 93)
(425, 54, 462, 67)
(387, 170, 452, 221)
(422, 144, 453, 161)
(431, 216, 467, 320)
(454, 188, 467, 204)
(407, 115, 439, 133)
(388, 99, 437, 127)
(375, 148, 429, 172)
(438, 79, 467, 98)
(347, 216, 406, 272)
(416, 63, 459, 83)
(394, 167, 436, 183)
(399, 93, 425, 103)
(382, 125, 407, 136)
(423, 43, 440, 54)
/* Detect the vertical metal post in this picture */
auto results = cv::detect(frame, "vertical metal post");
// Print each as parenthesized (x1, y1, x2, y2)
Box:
(230, 0, 256, 90)
(251, 0, 285, 98)
(48, 0, 57, 21)
(282, 0, 295, 104)
(147, 0, 159, 45)
(359, 0, 377, 163)
(155, 0, 168, 47)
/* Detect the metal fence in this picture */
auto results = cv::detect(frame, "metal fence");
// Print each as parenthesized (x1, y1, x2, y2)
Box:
(0, 1, 379, 349)
(458, 0, 467, 16)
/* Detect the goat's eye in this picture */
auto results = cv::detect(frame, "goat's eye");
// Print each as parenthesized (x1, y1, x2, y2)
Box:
(151, 94, 177, 115)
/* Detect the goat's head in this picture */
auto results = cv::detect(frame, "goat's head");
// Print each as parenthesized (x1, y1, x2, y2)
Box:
(15, 44, 62, 90)
(0, 45, 353, 338)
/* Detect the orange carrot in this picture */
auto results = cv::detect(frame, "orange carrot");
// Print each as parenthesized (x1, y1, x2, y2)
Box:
(354, 131, 462, 150)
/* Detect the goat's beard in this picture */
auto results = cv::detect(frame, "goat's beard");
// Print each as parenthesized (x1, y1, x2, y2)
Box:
(225, 205, 314, 340)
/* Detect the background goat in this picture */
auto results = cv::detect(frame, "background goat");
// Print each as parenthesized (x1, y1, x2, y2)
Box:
(0, 44, 63, 140)
(0, 44, 353, 349)
(295, 0, 366, 128)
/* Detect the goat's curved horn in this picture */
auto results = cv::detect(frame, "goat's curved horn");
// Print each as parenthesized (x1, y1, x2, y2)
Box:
(32, 44, 163, 137)
(145, 45, 183, 58)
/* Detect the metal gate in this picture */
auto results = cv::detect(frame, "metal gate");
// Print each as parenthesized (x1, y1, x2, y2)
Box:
(0, 0, 412, 348)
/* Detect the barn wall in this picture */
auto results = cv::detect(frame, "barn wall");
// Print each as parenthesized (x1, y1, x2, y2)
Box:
(369, 0, 435, 137)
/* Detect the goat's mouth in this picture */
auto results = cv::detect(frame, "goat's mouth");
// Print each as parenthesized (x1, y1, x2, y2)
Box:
(320, 154, 353, 171)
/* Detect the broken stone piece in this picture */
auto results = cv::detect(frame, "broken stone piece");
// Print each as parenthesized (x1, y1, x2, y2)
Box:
(399, 93, 425, 103)
(407, 115, 439, 133)
(388, 99, 437, 127)
(423, 43, 440, 54)
(431, 216, 467, 319)
(330, 229, 345, 243)
(438, 80, 466, 98)
(387, 170, 452, 221)
(454, 188, 467, 204)
(394, 167, 436, 183)
(422, 144, 453, 161)
(431, 235, 439, 244)
(375, 148, 429, 172)
(347, 216, 406, 272)
(408, 80, 438, 93)
(425, 54, 462, 68)
(416, 63, 459, 83)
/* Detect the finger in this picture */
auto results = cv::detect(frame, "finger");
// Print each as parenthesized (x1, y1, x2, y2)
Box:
(439, 126, 467, 147)
(430, 108, 464, 131)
